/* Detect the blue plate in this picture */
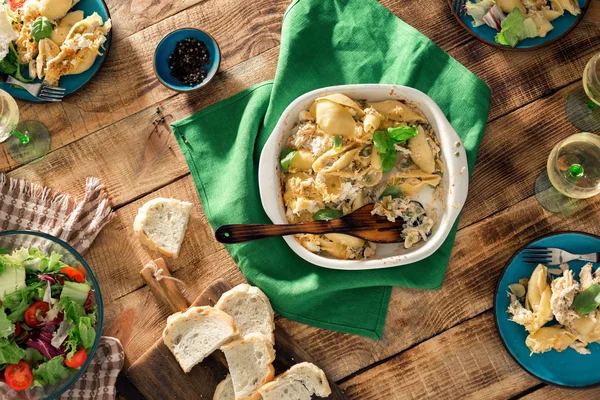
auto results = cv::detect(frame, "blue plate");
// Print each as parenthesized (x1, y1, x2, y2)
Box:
(494, 232, 600, 388)
(153, 28, 221, 92)
(1, 0, 111, 102)
(451, 0, 589, 50)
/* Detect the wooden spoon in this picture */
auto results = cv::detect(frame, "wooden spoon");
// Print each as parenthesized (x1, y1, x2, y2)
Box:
(215, 203, 406, 244)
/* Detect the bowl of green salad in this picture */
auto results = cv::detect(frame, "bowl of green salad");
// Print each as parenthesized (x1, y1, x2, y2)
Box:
(0, 231, 103, 399)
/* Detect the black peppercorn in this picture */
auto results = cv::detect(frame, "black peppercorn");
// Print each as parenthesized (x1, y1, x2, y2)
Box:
(168, 37, 210, 86)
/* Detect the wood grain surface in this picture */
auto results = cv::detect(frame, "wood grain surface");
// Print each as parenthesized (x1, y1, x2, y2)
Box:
(2, 0, 600, 399)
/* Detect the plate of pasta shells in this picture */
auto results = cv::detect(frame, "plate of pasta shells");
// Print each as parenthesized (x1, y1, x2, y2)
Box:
(494, 231, 600, 388)
(0, 0, 112, 102)
(258, 84, 469, 270)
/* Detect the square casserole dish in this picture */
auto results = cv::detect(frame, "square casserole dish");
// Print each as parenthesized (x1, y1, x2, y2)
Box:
(258, 84, 469, 270)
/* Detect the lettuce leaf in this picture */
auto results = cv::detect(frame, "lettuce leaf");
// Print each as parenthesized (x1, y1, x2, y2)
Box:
(33, 356, 71, 386)
(0, 308, 14, 338)
(495, 8, 524, 47)
(77, 316, 96, 352)
(0, 338, 26, 365)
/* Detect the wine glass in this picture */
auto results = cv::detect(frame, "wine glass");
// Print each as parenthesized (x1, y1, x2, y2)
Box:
(0, 89, 50, 165)
(534, 132, 600, 214)
(566, 53, 600, 132)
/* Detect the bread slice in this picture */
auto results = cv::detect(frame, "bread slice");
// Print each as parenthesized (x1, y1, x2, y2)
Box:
(213, 374, 235, 400)
(133, 197, 192, 258)
(220, 333, 276, 400)
(215, 284, 275, 343)
(162, 306, 237, 373)
(258, 362, 331, 400)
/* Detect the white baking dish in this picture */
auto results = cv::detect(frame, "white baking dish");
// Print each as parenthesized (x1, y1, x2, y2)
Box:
(258, 84, 469, 270)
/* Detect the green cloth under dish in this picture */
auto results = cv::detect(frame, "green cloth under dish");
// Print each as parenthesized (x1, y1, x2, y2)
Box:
(172, 0, 490, 339)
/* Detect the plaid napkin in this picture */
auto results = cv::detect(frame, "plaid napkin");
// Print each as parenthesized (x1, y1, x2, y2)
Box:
(0, 175, 124, 399)
(0, 174, 112, 254)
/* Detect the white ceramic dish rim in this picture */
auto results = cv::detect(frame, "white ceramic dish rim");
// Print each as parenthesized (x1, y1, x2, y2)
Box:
(258, 84, 469, 270)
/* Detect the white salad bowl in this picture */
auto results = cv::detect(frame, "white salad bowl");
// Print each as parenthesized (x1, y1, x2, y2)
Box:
(258, 84, 469, 270)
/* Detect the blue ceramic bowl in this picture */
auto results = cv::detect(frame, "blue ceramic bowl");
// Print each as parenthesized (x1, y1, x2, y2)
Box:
(153, 28, 221, 92)
(494, 231, 600, 388)
(0, 0, 112, 102)
(450, 0, 590, 50)
(0, 230, 103, 399)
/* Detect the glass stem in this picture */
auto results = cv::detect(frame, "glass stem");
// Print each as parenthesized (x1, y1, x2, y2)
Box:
(589, 100, 597, 111)
(10, 130, 29, 145)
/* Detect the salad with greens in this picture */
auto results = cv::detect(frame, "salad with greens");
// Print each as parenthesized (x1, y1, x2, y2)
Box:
(0, 247, 97, 393)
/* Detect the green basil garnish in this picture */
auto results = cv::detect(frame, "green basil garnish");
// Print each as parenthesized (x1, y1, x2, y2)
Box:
(380, 151, 396, 173)
(312, 208, 343, 221)
(280, 148, 298, 172)
(31, 17, 53, 41)
(573, 283, 600, 315)
(379, 185, 403, 199)
(387, 126, 418, 142)
(372, 131, 389, 155)
(333, 136, 343, 151)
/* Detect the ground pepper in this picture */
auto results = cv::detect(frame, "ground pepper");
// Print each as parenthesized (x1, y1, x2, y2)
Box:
(168, 38, 210, 86)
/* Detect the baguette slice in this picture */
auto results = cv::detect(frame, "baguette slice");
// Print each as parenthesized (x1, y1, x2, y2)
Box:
(213, 374, 235, 400)
(221, 333, 276, 400)
(163, 306, 237, 373)
(133, 197, 192, 258)
(216, 284, 275, 343)
(258, 362, 331, 400)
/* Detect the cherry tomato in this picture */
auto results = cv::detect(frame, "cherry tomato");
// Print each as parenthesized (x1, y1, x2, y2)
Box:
(7, 0, 26, 11)
(23, 301, 50, 327)
(4, 361, 33, 391)
(59, 266, 85, 283)
(64, 348, 87, 369)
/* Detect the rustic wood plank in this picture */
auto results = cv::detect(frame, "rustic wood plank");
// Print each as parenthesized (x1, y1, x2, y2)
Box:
(339, 312, 539, 399)
(522, 385, 600, 399)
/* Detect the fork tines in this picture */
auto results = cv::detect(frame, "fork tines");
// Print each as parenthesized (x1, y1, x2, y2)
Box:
(39, 85, 67, 102)
(521, 248, 552, 264)
(451, 0, 467, 14)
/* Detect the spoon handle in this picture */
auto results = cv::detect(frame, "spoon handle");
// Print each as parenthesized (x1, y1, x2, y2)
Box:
(215, 221, 339, 244)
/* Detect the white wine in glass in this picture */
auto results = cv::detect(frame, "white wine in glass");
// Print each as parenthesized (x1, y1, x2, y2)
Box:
(0, 89, 50, 165)
(566, 53, 600, 132)
(535, 132, 600, 214)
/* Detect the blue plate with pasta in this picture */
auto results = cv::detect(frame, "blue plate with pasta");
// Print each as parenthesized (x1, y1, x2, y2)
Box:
(0, 0, 112, 102)
(494, 232, 600, 388)
(449, 0, 589, 50)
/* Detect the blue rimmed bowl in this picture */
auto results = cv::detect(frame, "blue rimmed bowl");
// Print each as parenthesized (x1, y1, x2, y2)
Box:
(0, 230, 103, 400)
(153, 28, 221, 92)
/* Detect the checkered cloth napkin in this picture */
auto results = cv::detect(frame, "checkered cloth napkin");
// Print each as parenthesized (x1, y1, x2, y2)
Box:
(0, 174, 125, 399)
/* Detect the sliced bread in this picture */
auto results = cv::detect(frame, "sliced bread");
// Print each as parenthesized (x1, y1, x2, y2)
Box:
(133, 197, 192, 258)
(258, 362, 331, 400)
(215, 284, 275, 343)
(162, 306, 237, 373)
(213, 374, 235, 400)
(220, 333, 276, 400)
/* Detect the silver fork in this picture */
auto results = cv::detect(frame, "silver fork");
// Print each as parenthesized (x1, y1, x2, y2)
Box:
(0, 73, 66, 102)
(522, 247, 599, 265)
(450, 0, 467, 14)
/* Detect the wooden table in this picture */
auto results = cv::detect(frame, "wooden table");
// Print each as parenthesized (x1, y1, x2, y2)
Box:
(1, 0, 599, 398)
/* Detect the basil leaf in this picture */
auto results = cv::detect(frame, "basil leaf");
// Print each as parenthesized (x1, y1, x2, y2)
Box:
(373, 131, 389, 155)
(381, 151, 397, 173)
(379, 185, 403, 200)
(573, 283, 600, 315)
(388, 126, 418, 143)
(312, 208, 342, 221)
(333, 136, 343, 151)
(31, 17, 53, 41)
(280, 148, 298, 172)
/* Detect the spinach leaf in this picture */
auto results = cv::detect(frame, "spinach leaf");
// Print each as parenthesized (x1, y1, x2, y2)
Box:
(387, 126, 418, 142)
(280, 148, 298, 172)
(573, 283, 600, 315)
(312, 208, 342, 221)
(379, 185, 403, 200)
(31, 17, 53, 41)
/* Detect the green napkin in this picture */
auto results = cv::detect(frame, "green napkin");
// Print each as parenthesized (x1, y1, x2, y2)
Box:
(172, 0, 490, 339)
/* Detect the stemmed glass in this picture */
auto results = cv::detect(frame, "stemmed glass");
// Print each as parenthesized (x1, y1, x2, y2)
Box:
(534, 132, 600, 214)
(0, 89, 50, 165)
(566, 53, 600, 132)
